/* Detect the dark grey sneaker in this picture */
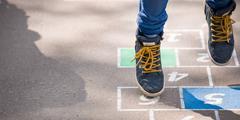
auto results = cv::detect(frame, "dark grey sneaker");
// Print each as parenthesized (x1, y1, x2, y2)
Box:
(134, 31, 164, 97)
(205, 1, 236, 65)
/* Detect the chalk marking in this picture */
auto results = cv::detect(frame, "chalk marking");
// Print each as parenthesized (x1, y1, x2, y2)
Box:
(175, 49, 180, 67)
(117, 87, 122, 111)
(207, 66, 214, 87)
(199, 30, 206, 49)
(181, 116, 195, 120)
(165, 29, 202, 32)
(204, 93, 225, 105)
(168, 72, 189, 82)
(215, 111, 221, 120)
(117, 48, 121, 68)
(179, 87, 185, 109)
(197, 53, 210, 63)
(117, 86, 240, 111)
(149, 110, 155, 120)
(165, 33, 182, 42)
(139, 95, 159, 106)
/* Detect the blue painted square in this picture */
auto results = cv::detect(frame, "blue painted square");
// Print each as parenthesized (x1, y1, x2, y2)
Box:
(183, 87, 240, 110)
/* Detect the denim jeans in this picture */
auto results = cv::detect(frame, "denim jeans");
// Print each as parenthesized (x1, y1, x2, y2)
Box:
(137, 0, 233, 35)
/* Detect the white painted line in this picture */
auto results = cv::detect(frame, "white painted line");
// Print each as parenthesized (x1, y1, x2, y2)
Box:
(117, 87, 122, 111)
(166, 48, 205, 50)
(118, 86, 240, 111)
(149, 110, 155, 120)
(207, 66, 214, 87)
(199, 30, 206, 49)
(165, 29, 202, 32)
(117, 48, 121, 68)
(179, 87, 185, 109)
(233, 49, 240, 67)
(117, 66, 134, 68)
(118, 86, 138, 89)
(214, 111, 221, 120)
(175, 49, 180, 67)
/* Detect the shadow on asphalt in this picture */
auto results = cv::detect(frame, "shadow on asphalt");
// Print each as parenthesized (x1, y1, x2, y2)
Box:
(0, 0, 86, 117)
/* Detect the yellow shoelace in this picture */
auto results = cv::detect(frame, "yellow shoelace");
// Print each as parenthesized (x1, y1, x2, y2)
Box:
(211, 15, 235, 43)
(133, 45, 161, 73)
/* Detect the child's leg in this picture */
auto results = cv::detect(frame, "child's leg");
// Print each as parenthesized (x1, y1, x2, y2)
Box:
(137, 0, 168, 36)
(206, 0, 233, 9)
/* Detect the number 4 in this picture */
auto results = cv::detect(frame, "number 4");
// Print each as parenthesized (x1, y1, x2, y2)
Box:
(197, 53, 210, 63)
(168, 72, 189, 82)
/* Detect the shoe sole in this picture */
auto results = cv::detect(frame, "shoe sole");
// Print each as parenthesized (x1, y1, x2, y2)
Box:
(135, 76, 165, 97)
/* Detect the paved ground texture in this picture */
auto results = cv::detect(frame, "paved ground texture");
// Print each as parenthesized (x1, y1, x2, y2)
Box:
(1, 0, 240, 120)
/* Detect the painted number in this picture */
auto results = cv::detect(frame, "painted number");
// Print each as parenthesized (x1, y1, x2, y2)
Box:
(168, 72, 189, 82)
(197, 53, 210, 63)
(204, 93, 225, 105)
(166, 33, 182, 42)
(181, 116, 195, 120)
(138, 95, 159, 105)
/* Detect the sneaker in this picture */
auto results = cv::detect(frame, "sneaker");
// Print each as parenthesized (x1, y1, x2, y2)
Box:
(205, 1, 236, 65)
(134, 31, 164, 97)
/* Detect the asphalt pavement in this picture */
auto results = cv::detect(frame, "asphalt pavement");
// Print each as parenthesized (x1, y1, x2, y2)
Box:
(1, 0, 240, 120)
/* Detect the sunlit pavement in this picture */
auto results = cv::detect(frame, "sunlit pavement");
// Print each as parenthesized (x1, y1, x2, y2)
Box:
(1, 0, 240, 120)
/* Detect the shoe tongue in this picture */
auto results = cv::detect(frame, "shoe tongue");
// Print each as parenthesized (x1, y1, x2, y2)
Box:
(142, 42, 157, 46)
(137, 35, 161, 46)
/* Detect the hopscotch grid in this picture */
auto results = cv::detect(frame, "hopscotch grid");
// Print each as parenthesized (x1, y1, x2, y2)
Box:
(117, 29, 239, 119)
(118, 29, 206, 68)
(118, 86, 240, 112)
(118, 48, 240, 68)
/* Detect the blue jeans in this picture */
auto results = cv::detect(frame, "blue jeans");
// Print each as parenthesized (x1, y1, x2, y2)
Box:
(137, 0, 233, 35)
